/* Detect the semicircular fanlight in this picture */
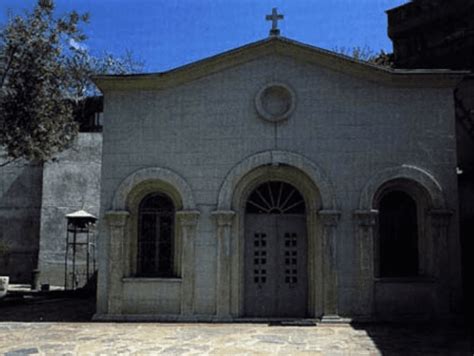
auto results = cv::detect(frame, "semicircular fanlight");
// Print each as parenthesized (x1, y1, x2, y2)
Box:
(246, 181, 305, 214)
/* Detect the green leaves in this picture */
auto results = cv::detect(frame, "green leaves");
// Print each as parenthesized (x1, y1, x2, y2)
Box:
(0, 0, 143, 165)
(0, 0, 82, 163)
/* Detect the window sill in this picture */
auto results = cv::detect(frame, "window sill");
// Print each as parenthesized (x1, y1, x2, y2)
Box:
(122, 277, 182, 283)
(374, 277, 436, 283)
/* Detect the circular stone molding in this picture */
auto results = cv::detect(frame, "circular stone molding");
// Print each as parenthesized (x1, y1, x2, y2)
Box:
(255, 82, 296, 122)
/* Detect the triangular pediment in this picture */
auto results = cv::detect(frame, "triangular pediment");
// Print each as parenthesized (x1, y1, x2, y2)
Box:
(93, 36, 467, 91)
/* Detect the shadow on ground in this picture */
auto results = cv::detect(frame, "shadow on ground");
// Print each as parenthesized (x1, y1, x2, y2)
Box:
(1, 294, 473, 354)
(0, 291, 95, 322)
(351, 321, 473, 355)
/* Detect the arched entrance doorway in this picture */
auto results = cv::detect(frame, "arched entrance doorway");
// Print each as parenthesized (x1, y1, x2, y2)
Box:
(243, 181, 308, 317)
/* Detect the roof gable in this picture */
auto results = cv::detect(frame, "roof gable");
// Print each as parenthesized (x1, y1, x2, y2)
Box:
(93, 36, 468, 91)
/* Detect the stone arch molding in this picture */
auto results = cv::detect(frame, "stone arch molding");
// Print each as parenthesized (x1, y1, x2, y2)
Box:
(359, 164, 446, 210)
(217, 150, 337, 210)
(112, 167, 196, 211)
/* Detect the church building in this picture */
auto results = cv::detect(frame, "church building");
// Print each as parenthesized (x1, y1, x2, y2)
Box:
(93, 14, 466, 321)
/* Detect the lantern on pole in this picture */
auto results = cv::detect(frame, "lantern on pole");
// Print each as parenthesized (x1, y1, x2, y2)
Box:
(64, 210, 97, 290)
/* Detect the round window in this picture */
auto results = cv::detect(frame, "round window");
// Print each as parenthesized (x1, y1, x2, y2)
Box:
(255, 83, 296, 122)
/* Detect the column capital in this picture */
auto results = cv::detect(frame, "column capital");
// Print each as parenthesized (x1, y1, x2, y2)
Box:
(105, 210, 130, 227)
(211, 210, 236, 227)
(353, 209, 379, 227)
(429, 209, 453, 228)
(318, 210, 341, 226)
(176, 210, 200, 227)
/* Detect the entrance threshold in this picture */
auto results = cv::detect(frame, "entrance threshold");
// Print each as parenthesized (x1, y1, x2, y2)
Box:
(234, 317, 318, 326)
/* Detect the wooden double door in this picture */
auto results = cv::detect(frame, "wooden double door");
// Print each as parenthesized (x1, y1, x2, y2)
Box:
(244, 214, 308, 318)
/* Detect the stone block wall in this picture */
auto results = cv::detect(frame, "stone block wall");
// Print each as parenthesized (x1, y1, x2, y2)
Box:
(0, 158, 43, 283)
(37, 133, 102, 287)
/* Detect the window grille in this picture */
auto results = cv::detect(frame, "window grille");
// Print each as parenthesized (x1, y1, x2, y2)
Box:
(246, 181, 305, 214)
(137, 193, 175, 277)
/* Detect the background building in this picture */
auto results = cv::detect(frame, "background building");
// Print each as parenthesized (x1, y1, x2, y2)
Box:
(387, 0, 474, 70)
(0, 98, 103, 286)
(387, 0, 474, 319)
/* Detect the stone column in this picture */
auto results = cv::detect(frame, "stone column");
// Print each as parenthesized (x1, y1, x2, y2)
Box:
(176, 210, 200, 317)
(429, 209, 453, 316)
(353, 209, 378, 319)
(211, 210, 236, 320)
(104, 210, 130, 315)
(318, 209, 341, 322)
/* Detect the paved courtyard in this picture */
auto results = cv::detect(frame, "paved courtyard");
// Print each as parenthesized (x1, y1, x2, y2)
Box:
(0, 295, 471, 355)
(0, 321, 471, 355)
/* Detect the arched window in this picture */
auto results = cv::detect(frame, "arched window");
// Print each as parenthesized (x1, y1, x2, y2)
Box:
(137, 193, 175, 277)
(378, 190, 418, 277)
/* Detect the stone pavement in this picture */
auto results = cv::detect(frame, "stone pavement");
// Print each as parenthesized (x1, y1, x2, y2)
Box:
(0, 322, 471, 355)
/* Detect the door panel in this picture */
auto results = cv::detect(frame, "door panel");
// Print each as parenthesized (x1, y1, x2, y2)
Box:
(244, 214, 307, 317)
(276, 215, 307, 317)
(244, 215, 277, 317)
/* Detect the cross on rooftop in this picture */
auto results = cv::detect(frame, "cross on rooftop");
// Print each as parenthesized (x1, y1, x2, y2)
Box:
(266, 8, 284, 37)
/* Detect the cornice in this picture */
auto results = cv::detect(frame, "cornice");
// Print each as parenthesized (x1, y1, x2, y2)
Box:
(93, 36, 469, 92)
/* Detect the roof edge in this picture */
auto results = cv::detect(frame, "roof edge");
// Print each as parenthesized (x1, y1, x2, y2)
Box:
(92, 36, 470, 92)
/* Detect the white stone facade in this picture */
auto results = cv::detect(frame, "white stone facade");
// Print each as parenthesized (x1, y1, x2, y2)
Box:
(94, 37, 464, 321)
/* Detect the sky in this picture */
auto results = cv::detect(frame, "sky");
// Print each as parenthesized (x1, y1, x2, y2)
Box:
(1, 0, 408, 72)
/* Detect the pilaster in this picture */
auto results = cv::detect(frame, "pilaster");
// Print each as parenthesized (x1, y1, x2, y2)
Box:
(176, 210, 200, 316)
(353, 209, 378, 318)
(211, 210, 236, 320)
(429, 209, 453, 315)
(104, 210, 130, 315)
(318, 209, 341, 322)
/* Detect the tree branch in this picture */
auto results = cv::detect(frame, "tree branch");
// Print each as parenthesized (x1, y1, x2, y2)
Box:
(0, 47, 17, 90)
(0, 157, 19, 167)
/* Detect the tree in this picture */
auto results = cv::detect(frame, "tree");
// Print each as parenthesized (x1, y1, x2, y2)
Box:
(0, 0, 87, 166)
(0, 0, 143, 166)
(65, 48, 144, 100)
(371, 51, 394, 68)
(333, 46, 394, 68)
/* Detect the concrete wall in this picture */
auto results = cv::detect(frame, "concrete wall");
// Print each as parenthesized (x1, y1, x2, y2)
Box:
(37, 133, 102, 287)
(0, 158, 42, 283)
(97, 54, 461, 319)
